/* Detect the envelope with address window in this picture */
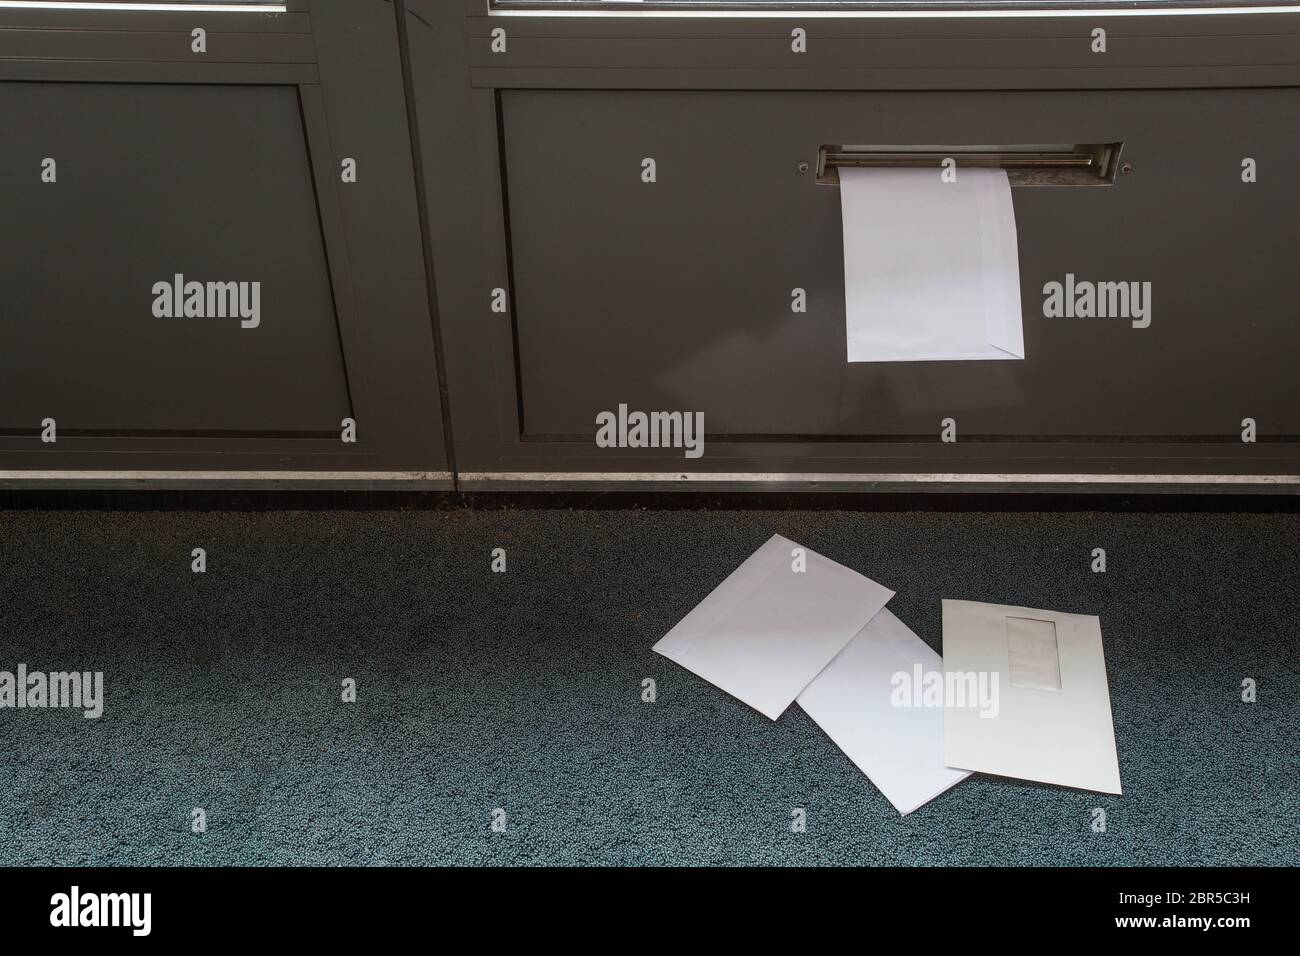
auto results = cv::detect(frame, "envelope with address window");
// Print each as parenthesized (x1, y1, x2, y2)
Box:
(941, 599, 1122, 794)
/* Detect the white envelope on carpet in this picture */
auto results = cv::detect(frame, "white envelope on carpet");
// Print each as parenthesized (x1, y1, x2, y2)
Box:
(798, 608, 971, 815)
(653, 534, 894, 720)
(941, 599, 1121, 794)
(840, 166, 1025, 363)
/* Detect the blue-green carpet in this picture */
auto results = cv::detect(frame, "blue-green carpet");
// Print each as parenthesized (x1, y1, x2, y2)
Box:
(0, 508, 1294, 865)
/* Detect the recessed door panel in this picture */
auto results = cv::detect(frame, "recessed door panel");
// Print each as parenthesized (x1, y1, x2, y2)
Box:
(502, 89, 1300, 440)
(0, 82, 351, 433)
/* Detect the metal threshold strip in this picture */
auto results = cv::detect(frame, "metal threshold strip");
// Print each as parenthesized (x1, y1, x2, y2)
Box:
(0, 470, 454, 489)
(0, 471, 1293, 491)
(489, 3, 1300, 19)
(0, 3, 287, 12)
(460, 471, 1299, 488)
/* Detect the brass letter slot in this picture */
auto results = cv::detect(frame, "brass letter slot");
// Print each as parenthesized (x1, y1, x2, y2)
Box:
(816, 143, 1124, 187)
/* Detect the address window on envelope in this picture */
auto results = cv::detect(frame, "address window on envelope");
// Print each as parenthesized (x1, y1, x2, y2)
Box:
(1006, 617, 1063, 692)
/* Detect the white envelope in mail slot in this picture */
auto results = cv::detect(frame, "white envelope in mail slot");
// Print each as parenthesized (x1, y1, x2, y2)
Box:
(840, 166, 1025, 363)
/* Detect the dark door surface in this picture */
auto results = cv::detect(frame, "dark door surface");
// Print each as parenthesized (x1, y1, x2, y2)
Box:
(1, 82, 351, 434)
(501, 88, 1300, 442)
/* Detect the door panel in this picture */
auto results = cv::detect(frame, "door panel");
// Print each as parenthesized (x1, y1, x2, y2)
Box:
(0, 82, 350, 434)
(502, 88, 1300, 440)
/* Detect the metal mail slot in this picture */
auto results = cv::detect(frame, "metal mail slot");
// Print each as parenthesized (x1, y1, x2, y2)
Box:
(816, 143, 1125, 187)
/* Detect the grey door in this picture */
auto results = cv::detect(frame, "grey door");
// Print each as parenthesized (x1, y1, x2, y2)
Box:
(0, 0, 450, 486)
(410, 0, 1300, 490)
(501, 88, 1300, 441)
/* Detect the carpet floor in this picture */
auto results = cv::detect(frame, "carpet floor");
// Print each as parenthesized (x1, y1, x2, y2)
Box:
(0, 508, 1294, 866)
